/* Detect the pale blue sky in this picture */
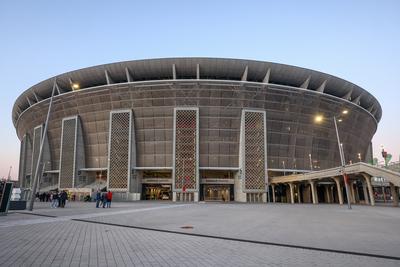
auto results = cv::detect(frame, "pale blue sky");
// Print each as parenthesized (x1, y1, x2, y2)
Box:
(0, 0, 399, 179)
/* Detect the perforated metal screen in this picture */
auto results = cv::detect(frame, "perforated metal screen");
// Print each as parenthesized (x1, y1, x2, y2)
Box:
(173, 108, 198, 191)
(242, 110, 267, 192)
(59, 117, 77, 188)
(108, 110, 131, 190)
(18, 135, 27, 187)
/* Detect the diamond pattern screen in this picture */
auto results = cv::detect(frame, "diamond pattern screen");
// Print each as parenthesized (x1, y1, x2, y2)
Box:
(59, 118, 77, 188)
(108, 111, 131, 190)
(174, 109, 198, 191)
(243, 111, 267, 192)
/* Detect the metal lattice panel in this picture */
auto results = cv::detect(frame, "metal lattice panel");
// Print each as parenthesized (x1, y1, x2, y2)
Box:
(59, 118, 77, 188)
(108, 111, 131, 190)
(30, 126, 42, 189)
(242, 110, 267, 192)
(174, 108, 198, 191)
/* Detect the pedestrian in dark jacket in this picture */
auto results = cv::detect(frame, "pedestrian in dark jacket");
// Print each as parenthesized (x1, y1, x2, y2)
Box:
(101, 192, 107, 208)
(51, 192, 58, 208)
(59, 191, 67, 208)
(95, 190, 101, 208)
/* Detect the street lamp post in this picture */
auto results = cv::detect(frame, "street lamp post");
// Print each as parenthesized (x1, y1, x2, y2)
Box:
(333, 115, 352, 209)
(309, 154, 313, 171)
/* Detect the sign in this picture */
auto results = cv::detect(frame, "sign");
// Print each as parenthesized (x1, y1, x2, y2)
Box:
(201, 179, 234, 184)
(142, 178, 172, 184)
(0, 182, 13, 215)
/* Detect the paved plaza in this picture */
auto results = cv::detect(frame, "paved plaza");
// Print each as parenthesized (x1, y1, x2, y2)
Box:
(1, 202, 399, 266)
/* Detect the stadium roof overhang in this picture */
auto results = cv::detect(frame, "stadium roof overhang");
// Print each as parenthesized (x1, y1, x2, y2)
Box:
(12, 57, 382, 126)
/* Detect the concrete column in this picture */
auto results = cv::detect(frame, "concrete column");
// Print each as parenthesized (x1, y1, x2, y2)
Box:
(194, 192, 199, 202)
(310, 180, 317, 204)
(173, 192, 177, 202)
(362, 173, 375, 206)
(297, 184, 301, 203)
(271, 184, 276, 203)
(333, 177, 344, 205)
(390, 184, 399, 207)
(234, 171, 246, 202)
(289, 183, 295, 204)
(362, 181, 369, 205)
(324, 185, 331, 203)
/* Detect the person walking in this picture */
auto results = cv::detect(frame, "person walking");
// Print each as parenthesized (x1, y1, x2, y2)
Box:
(106, 190, 112, 208)
(101, 191, 107, 208)
(95, 190, 101, 208)
(51, 191, 58, 208)
(59, 190, 67, 208)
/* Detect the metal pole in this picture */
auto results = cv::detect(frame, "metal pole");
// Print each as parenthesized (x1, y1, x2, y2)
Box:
(28, 80, 57, 211)
(283, 161, 286, 176)
(333, 116, 351, 209)
(309, 154, 313, 171)
(7, 166, 12, 181)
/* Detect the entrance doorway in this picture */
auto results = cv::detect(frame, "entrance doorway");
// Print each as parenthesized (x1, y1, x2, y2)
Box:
(143, 184, 171, 200)
(203, 185, 231, 202)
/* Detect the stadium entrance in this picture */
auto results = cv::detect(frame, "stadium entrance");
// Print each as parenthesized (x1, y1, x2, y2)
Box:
(142, 184, 171, 200)
(200, 170, 235, 201)
(202, 184, 232, 202)
(141, 170, 172, 200)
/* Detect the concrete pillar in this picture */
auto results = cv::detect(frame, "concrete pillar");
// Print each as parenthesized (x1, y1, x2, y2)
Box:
(289, 183, 295, 204)
(173, 192, 177, 202)
(271, 184, 276, 203)
(324, 185, 331, 203)
(333, 177, 344, 205)
(362, 173, 375, 206)
(194, 192, 199, 202)
(310, 180, 318, 204)
(390, 184, 399, 207)
(362, 181, 369, 205)
(297, 184, 301, 203)
(234, 171, 246, 202)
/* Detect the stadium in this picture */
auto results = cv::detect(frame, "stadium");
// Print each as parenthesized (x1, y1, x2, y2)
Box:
(12, 58, 381, 203)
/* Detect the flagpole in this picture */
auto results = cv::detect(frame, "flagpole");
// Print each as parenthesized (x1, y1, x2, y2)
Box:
(27, 79, 57, 211)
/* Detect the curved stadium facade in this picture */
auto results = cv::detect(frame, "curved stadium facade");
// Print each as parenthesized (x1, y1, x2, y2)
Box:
(13, 58, 381, 202)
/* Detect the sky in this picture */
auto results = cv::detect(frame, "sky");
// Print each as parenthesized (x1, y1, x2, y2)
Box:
(0, 0, 399, 179)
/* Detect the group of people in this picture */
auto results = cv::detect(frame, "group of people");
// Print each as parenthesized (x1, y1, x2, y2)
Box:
(36, 190, 68, 208)
(51, 190, 68, 208)
(95, 190, 113, 208)
(37, 192, 51, 202)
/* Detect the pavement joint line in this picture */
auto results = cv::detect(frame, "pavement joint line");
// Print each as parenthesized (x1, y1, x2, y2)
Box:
(1, 204, 190, 228)
(11, 212, 58, 218)
(71, 218, 400, 262)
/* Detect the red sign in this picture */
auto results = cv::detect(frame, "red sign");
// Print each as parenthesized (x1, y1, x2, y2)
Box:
(182, 185, 186, 192)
